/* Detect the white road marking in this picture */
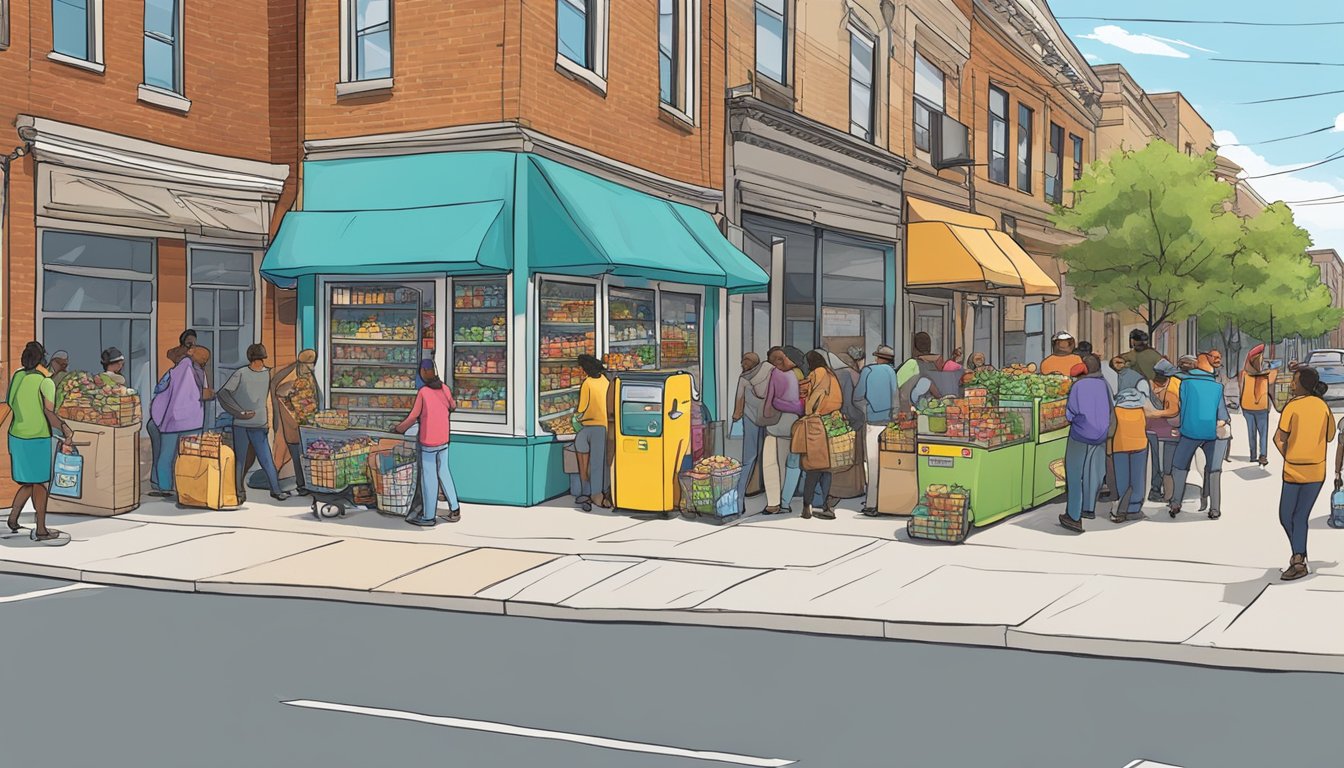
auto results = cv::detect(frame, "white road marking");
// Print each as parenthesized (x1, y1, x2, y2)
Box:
(281, 699, 796, 767)
(0, 583, 104, 604)
(1125, 761, 1183, 768)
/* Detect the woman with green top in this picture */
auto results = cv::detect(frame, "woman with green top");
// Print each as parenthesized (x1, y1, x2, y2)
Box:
(4, 341, 76, 541)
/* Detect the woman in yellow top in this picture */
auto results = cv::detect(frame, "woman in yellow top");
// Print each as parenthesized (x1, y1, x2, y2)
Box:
(1274, 366, 1335, 581)
(1108, 388, 1149, 523)
(574, 354, 612, 509)
(799, 350, 844, 521)
(1239, 344, 1276, 466)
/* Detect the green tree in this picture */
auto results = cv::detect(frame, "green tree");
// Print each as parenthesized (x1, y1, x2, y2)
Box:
(1199, 202, 1342, 363)
(1051, 140, 1243, 338)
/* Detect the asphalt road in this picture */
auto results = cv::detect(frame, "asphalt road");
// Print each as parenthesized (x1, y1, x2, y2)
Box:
(0, 573, 1332, 768)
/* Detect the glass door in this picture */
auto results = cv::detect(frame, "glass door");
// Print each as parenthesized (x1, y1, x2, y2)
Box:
(451, 277, 508, 420)
(606, 286, 657, 372)
(538, 278, 597, 436)
(910, 299, 949, 357)
(189, 248, 257, 427)
(660, 290, 701, 384)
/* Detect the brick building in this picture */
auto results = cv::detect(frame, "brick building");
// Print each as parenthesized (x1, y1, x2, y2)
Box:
(265, 0, 764, 506)
(0, 0, 298, 496)
(1310, 249, 1344, 349)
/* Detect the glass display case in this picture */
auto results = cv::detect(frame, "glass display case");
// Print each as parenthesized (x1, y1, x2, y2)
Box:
(606, 287, 657, 372)
(328, 282, 431, 432)
(918, 398, 1033, 449)
(659, 291, 700, 380)
(452, 277, 508, 416)
(538, 279, 597, 436)
(1039, 398, 1068, 435)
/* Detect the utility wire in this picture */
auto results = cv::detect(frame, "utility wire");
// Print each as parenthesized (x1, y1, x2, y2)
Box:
(1243, 146, 1344, 180)
(1057, 16, 1344, 27)
(1283, 192, 1344, 204)
(1221, 125, 1334, 147)
(1238, 87, 1344, 105)
(1211, 57, 1344, 67)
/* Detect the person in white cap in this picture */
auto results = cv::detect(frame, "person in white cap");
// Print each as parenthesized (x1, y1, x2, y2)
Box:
(854, 345, 900, 515)
(1041, 332, 1083, 377)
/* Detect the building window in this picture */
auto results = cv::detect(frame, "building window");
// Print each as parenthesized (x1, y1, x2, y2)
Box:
(913, 53, 944, 153)
(143, 0, 182, 94)
(755, 0, 787, 84)
(1185, 142, 1193, 156)
(849, 29, 876, 142)
(52, 0, 101, 63)
(1, 0, 10, 50)
(1016, 103, 1034, 194)
(659, 0, 697, 117)
(1045, 122, 1064, 204)
(988, 86, 1008, 185)
(40, 231, 155, 421)
(349, 0, 391, 81)
(1071, 134, 1084, 180)
(558, 0, 591, 69)
(190, 248, 257, 426)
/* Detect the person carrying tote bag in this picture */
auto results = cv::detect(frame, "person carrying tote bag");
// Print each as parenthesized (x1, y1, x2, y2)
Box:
(794, 351, 845, 520)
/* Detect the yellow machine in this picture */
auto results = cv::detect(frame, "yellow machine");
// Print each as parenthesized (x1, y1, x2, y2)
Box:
(612, 372, 693, 517)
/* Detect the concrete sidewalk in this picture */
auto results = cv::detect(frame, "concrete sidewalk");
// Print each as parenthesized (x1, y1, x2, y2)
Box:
(5, 414, 1344, 673)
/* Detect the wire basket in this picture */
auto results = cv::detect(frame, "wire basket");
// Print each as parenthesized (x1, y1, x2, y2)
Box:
(828, 430, 857, 469)
(678, 466, 742, 518)
(369, 448, 418, 517)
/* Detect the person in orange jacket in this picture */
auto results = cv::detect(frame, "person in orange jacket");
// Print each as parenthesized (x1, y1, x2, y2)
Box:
(1240, 344, 1277, 466)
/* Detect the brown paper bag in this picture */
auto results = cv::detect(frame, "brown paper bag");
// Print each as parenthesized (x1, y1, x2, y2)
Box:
(175, 446, 239, 510)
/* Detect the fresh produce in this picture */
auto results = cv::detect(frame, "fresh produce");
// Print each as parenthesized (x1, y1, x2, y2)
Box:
(908, 483, 972, 543)
(311, 410, 350, 430)
(454, 384, 507, 412)
(282, 375, 320, 426)
(693, 455, 741, 473)
(966, 369, 1071, 401)
(1040, 398, 1069, 433)
(609, 299, 653, 322)
(331, 314, 416, 340)
(682, 455, 742, 518)
(881, 418, 917, 453)
(331, 367, 415, 391)
(454, 350, 506, 375)
(541, 300, 594, 324)
(454, 283, 505, 309)
(820, 412, 852, 438)
(540, 331, 595, 360)
(56, 372, 141, 427)
(332, 344, 417, 363)
(544, 417, 577, 436)
(605, 347, 656, 371)
(453, 315, 507, 343)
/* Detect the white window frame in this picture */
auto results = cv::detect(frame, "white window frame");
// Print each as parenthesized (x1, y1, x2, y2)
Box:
(912, 51, 945, 155)
(555, 0, 609, 95)
(658, 0, 700, 124)
(848, 25, 876, 143)
(754, 0, 788, 85)
(48, 0, 105, 73)
(337, 0, 394, 96)
(138, 0, 191, 112)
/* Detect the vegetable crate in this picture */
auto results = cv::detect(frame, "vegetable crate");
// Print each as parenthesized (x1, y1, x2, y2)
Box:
(907, 484, 972, 543)
(678, 466, 743, 524)
(368, 447, 419, 518)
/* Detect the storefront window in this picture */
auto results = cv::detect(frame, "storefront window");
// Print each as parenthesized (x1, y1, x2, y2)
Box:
(972, 299, 995, 366)
(820, 237, 884, 360)
(539, 278, 597, 436)
(744, 214, 815, 351)
(660, 291, 701, 385)
(606, 287, 657, 372)
(40, 231, 155, 421)
(327, 281, 432, 431)
(451, 277, 508, 420)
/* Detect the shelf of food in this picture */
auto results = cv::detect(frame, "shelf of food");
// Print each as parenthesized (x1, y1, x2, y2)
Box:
(331, 337, 419, 346)
(331, 360, 415, 369)
(331, 286, 421, 306)
(917, 395, 1033, 449)
(455, 372, 507, 379)
(331, 303, 418, 311)
(331, 387, 417, 395)
(540, 384, 582, 397)
(608, 339, 656, 348)
(454, 282, 507, 310)
(331, 344, 420, 363)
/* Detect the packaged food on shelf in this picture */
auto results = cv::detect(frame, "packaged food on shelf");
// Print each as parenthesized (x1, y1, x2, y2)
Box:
(1039, 398, 1069, 433)
(540, 331, 595, 360)
(453, 349, 507, 376)
(332, 344, 418, 363)
(330, 314, 417, 340)
(454, 283, 506, 309)
(454, 383, 508, 412)
(605, 348, 656, 371)
(544, 418, 577, 437)
(348, 412, 401, 431)
(539, 362, 580, 392)
(453, 315, 508, 343)
(331, 367, 415, 390)
(541, 300, 595, 324)
(540, 391, 580, 417)
(56, 373, 141, 427)
(331, 287, 419, 306)
(330, 393, 415, 411)
(918, 396, 1030, 447)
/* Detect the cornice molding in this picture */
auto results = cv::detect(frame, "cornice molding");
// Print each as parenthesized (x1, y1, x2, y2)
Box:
(728, 96, 908, 177)
(976, 0, 1103, 118)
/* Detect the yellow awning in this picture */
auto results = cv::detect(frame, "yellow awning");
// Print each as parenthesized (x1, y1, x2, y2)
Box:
(905, 197, 1060, 298)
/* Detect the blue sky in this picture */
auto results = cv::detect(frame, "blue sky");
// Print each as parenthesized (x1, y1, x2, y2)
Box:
(1052, 1, 1344, 254)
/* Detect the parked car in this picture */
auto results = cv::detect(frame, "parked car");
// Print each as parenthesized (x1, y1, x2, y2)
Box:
(1304, 349, 1344, 400)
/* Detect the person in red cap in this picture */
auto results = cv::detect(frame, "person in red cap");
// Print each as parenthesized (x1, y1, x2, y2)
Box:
(1240, 344, 1277, 466)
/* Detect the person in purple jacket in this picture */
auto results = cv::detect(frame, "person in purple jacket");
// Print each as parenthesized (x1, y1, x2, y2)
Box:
(1060, 355, 1114, 532)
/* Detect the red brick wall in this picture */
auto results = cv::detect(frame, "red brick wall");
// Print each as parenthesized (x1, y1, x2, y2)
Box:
(156, 240, 188, 377)
(302, 0, 723, 191)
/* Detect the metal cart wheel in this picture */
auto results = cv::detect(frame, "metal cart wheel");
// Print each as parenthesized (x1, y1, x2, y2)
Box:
(1330, 517, 1344, 529)
(319, 502, 345, 519)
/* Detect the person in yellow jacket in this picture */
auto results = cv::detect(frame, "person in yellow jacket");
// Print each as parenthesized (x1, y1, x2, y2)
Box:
(574, 354, 612, 509)
(1275, 366, 1335, 581)
(1240, 344, 1276, 466)
(1109, 388, 1149, 523)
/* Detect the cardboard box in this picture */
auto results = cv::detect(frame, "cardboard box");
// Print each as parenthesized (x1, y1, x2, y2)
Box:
(48, 421, 142, 516)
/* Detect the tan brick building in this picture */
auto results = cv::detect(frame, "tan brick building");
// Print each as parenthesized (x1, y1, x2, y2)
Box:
(0, 0, 297, 496)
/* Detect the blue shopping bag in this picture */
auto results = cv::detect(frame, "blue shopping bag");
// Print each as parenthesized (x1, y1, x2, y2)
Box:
(52, 450, 83, 499)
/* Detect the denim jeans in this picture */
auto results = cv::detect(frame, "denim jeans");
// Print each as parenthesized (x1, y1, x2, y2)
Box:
(232, 426, 282, 495)
(1170, 436, 1218, 509)
(735, 421, 766, 509)
(575, 426, 608, 498)
(1065, 437, 1106, 522)
(1113, 449, 1148, 514)
(1280, 480, 1324, 557)
(1244, 409, 1270, 459)
(417, 444, 460, 523)
(155, 429, 200, 493)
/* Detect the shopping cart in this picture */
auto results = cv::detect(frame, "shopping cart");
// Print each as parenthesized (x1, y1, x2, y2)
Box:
(368, 446, 421, 519)
(299, 427, 411, 519)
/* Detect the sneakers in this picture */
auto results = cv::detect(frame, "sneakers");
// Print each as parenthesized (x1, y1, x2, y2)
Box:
(439, 508, 462, 523)
(1148, 489, 1165, 503)
(1109, 511, 1128, 524)
(270, 491, 291, 502)
(405, 517, 436, 528)
(1058, 514, 1083, 533)
(1208, 509, 1222, 520)
(1168, 504, 1182, 519)
(813, 507, 837, 520)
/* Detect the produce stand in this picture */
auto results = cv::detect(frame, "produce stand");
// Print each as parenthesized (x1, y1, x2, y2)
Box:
(966, 368, 1073, 510)
(48, 373, 143, 516)
(915, 393, 1034, 527)
(299, 426, 417, 519)
(867, 414, 918, 516)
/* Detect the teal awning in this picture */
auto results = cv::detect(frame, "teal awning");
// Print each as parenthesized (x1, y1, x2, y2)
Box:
(262, 151, 767, 293)
(261, 201, 508, 289)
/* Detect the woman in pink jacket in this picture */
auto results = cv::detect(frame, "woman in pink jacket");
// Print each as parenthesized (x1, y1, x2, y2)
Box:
(393, 360, 461, 526)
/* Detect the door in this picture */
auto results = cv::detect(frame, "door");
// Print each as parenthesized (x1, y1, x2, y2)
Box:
(909, 299, 950, 357)
(189, 248, 257, 426)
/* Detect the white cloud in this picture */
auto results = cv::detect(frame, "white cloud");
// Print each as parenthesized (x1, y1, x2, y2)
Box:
(1077, 25, 1215, 59)
(1084, 53, 1101, 62)
(1216, 129, 1344, 254)
(1334, 112, 1344, 132)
